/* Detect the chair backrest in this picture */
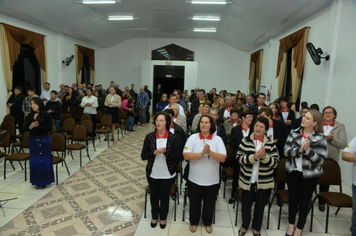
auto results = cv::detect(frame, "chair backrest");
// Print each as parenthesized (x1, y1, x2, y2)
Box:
(49, 124, 57, 135)
(3, 114, 16, 123)
(0, 129, 11, 149)
(81, 119, 93, 135)
(76, 108, 84, 122)
(101, 107, 107, 115)
(80, 114, 91, 122)
(61, 113, 72, 125)
(50, 133, 66, 152)
(0, 120, 16, 137)
(71, 124, 88, 142)
(20, 131, 30, 149)
(100, 114, 113, 127)
(225, 144, 234, 163)
(62, 118, 75, 133)
(318, 158, 342, 187)
(275, 158, 287, 184)
(119, 108, 128, 119)
(96, 110, 103, 123)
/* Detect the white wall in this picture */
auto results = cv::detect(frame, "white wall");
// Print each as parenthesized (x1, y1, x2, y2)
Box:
(100, 37, 250, 93)
(0, 13, 101, 120)
(250, 0, 356, 185)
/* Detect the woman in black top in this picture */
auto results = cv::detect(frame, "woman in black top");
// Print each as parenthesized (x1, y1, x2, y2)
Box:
(141, 112, 182, 229)
(63, 87, 79, 118)
(24, 97, 54, 189)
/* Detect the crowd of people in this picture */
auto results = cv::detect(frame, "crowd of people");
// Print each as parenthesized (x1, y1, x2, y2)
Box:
(4, 82, 355, 236)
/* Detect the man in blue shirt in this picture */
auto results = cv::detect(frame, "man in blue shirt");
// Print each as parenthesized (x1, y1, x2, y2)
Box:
(137, 86, 149, 126)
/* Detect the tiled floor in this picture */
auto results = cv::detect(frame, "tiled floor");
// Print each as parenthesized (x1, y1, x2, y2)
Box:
(0, 123, 353, 236)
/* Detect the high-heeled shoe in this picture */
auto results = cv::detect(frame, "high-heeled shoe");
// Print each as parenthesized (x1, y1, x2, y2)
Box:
(238, 229, 246, 236)
(150, 219, 157, 228)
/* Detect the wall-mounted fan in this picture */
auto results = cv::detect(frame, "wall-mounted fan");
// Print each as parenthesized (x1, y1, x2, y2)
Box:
(306, 42, 330, 65)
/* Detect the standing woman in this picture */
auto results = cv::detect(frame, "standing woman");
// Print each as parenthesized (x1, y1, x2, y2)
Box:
(237, 116, 279, 236)
(269, 102, 283, 121)
(104, 86, 121, 141)
(284, 109, 327, 236)
(63, 87, 79, 118)
(183, 115, 226, 234)
(228, 109, 254, 204)
(25, 97, 54, 189)
(81, 88, 98, 135)
(141, 112, 181, 229)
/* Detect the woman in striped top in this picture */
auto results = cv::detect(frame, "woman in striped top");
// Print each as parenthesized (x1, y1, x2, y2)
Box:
(237, 116, 278, 236)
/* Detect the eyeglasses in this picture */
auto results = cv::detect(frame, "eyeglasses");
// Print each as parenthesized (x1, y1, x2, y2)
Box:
(324, 112, 334, 115)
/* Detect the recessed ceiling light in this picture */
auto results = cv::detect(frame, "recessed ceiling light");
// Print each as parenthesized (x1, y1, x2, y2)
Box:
(194, 28, 217, 32)
(191, 1, 227, 5)
(108, 16, 135, 21)
(82, 0, 117, 4)
(192, 16, 220, 21)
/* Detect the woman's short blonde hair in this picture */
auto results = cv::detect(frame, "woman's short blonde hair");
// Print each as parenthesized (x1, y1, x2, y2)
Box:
(160, 93, 167, 100)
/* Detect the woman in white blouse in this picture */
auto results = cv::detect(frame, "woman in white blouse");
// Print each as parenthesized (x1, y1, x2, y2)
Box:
(183, 115, 226, 234)
(80, 88, 98, 134)
(141, 112, 181, 229)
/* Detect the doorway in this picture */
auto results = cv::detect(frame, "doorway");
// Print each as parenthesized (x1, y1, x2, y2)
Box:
(153, 65, 185, 113)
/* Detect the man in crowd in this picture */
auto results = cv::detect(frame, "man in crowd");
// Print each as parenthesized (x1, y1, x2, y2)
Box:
(22, 86, 39, 117)
(191, 100, 211, 133)
(242, 94, 254, 111)
(115, 84, 122, 96)
(209, 107, 227, 145)
(279, 96, 295, 129)
(250, 93, 267, 117)
(75, 83, 83, 97)
(136, 86, 149, 126)
(98, 84, 106, 97)
(144, 85, 152, 123)
(291, 106, 309, 129)
(6, 86, 25, 133)
(191, 89, 206, 117)
(170, 103, 187, 133)
(174, 89, 187, 112)
(41, 82, 52, 105)
(45, 90, 62, 132)
(164, 93, 186, 118)
(58, 84, 66, 98)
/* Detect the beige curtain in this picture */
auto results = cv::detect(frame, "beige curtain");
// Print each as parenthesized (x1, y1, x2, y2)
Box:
(290, 28, 309, 110)
(76, 44, 95, 84)
(248, 49, 263, 93)
(41, 38, 48, 87)
(277, 52, 287, 97)
(1, 25, 13, 114)
(248, 62, 255, 93)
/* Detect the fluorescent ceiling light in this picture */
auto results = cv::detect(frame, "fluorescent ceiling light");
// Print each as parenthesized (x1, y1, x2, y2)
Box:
(194, 28, 217, 32)
(191, 1, 227, 4)
(83, 1, 116, 4)
(108, 16, 134, 21)
(192, 16, 220, 21)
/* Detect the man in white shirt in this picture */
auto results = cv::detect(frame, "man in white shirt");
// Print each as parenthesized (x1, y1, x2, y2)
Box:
(41, 82, 52, 105)
(342, 138, 356, 236)
(164, 93, 186, 118)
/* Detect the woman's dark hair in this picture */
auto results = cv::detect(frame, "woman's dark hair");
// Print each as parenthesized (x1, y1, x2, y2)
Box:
(15, 86, 23, 92)
(87, 88, 93, 93)
(164, 109, 175, 118)
(27, 86, 36, 92)
(240, 109, 253, 118)
(31, 97, 46, 113)
(253, 116, 269, 131)
(230, 107, 240, 116)
(153, 112, 172, 130)
(196, 115, 216, 134)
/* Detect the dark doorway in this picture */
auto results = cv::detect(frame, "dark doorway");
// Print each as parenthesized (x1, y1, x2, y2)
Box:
(81, 56, 91, 84)
(153, 65, 185, 113)
(12, 44, 41, 96)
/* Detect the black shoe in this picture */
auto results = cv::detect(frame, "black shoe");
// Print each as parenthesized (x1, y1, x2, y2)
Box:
(277, 199, 283, 207)
(151, 220, 157, 228)
(171, 194, 176, 201)
(160, 222, 166, 229)
(228, 197, 235, 204)
(285, 233, 293, 236)
(238, 229, 246, 236)
(319, 204, 325, 212)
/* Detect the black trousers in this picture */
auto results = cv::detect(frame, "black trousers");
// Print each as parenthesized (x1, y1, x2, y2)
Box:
(287, 171, 318, 229)
(231, 159, 240, 198)
(188, 181, 219, 226)
(241, 184, 270, 231)
(147, 175, 174, 220)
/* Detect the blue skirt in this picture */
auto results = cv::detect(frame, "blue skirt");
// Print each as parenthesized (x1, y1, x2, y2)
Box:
(29, 134, 55, 186)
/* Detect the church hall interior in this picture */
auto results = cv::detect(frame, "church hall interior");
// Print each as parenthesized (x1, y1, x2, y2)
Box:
(0, 0, 356, 235)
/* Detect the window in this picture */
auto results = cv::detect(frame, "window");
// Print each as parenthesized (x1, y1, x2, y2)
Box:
(81, 55, 91, 84)
(251, 65, 257, 95)
(281, 48, 304, 111)
(12, 44, 41, 96)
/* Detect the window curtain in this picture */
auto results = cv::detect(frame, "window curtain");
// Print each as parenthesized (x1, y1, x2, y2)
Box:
(249, 49, 263, 94)
(75, 45, 95, 85)
(276, 27, 309, 110)
(1, 23, 47, 113)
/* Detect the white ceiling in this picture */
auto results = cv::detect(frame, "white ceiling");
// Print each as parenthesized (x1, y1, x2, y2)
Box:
(0, 0, 333, 51)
